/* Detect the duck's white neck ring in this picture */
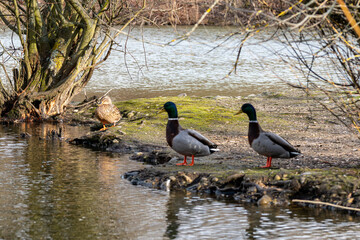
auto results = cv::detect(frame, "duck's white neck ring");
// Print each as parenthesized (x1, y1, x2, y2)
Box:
(168, 118, 179, 121)
(249, 120, 258, 123)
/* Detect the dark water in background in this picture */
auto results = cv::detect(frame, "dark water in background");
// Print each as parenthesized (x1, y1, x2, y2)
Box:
(0, 123, 359, 239)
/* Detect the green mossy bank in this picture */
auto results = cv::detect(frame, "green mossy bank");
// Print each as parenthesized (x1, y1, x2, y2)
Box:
(69, 94, 360, 214)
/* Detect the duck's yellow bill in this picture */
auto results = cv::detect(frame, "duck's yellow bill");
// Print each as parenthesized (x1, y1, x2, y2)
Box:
(157, 108, 166, 114)
(235, 110, 243, 115)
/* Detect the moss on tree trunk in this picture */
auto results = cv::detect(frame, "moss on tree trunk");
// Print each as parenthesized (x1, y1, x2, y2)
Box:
(0, 0, 145, 121)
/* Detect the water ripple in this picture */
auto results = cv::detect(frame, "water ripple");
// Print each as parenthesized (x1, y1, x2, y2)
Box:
(0, 124, 359, 239)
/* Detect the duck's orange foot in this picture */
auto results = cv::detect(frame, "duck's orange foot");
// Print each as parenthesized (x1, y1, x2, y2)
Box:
(99, 124, 108, 131)
(260, 157, 272, 168)
(176, 156, 188, 166)
(260, 165, 271, 168)
(176, 162, 188, 166)
(187, 155, 195, 166)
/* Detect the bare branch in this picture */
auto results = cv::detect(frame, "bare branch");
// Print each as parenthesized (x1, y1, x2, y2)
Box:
(167, 0, 221, 45)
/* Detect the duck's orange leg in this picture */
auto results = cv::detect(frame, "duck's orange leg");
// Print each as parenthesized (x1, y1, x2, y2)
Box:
(176, 156, 188, 166)
(261, 157, 272, 168)
(99, 124, 108, 131)
(188, 155, 195, 166)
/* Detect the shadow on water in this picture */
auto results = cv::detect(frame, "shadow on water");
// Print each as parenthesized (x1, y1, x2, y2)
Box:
(164, 191, 360, 240)
(0, 123, 359, 239)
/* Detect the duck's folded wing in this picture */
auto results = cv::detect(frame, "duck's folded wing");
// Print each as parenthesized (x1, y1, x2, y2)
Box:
(109, 105, 121, 118)
(104, 105, 121, 120)
(186, 129, 217, 148)
(265, 132, 299, 153)
(97, 105, 121, 123)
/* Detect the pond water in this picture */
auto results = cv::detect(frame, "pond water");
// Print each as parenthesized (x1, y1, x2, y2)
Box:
(82, 26, 294, 101)
(0, 26, 359, 239)
(81, 25, 336, 101)
(0, 26, 332, 102)
(0, 123, 359, 239)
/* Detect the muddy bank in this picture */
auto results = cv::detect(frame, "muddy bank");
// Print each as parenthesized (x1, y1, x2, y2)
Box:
(124, 167, 360, 212)
(68, 92, 360, 213)
(69, 128, 174, 165)
(70, 129, 360, 213)
(70, 128, 360, 214)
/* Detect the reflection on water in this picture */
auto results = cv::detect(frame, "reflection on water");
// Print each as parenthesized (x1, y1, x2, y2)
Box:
(0, 123, 359, 239)
(165, 192, 360, 240)
(0, 123, 168, 239)
(165, 192, 249, 239)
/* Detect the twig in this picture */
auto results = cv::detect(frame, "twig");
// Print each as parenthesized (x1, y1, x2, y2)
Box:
(292, 199, 360, 212)
(231, 32, 251, 75)
(66, 97, 97, 109)
(66, 89, 113, 109)
(103, 89, 113, 97)
(167, 0, 221, 45)
(336, 0, 360, 39)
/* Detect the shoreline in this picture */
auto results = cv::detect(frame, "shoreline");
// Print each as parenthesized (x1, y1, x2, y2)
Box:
(68, 92, 360, 214)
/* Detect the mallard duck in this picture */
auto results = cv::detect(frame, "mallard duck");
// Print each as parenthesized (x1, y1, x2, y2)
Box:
(162, 102, 219, 166)
(236, 103, 301, 168)
(95, 96, 121, 131)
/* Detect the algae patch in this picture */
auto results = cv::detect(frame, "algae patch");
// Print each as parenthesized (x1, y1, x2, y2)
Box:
(88, 96, 246, 145)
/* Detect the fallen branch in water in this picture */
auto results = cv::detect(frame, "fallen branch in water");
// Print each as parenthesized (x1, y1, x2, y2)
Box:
(292, 199, 360, 212)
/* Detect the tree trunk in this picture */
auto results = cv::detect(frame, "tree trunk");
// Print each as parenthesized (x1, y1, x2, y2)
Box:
(0, 0, 145, 121)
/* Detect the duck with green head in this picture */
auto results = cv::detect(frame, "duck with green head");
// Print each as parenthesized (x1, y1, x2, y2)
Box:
(162, 101, 219, 166)
(236, 103, 301, 168)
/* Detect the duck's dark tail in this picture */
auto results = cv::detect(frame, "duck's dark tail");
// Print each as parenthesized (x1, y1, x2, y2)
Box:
(209, 144, 219, 154)
(210, 148, 219, 153)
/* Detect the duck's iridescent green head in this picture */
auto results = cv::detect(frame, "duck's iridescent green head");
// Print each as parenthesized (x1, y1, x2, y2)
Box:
(236, 103, 257, 121)
(163, 102, 178, 118)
